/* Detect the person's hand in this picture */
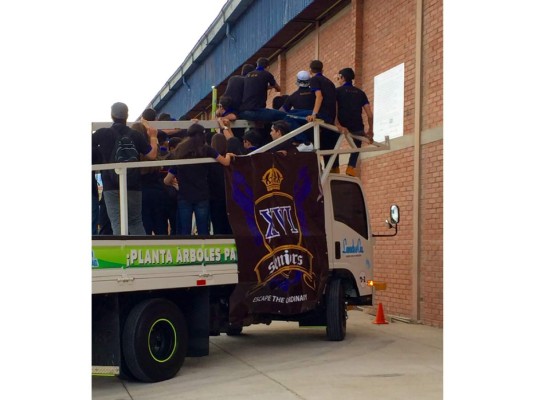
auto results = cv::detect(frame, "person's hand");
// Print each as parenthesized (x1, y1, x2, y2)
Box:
(336, 125, 348, 136)
(366, 129, 374, 144)
(217, 117, 230, 129)
(170, 176, 179, 190)
(147, 126, 158, 137)
(306, 114, 316, 122)
(190, 118, 199, 124)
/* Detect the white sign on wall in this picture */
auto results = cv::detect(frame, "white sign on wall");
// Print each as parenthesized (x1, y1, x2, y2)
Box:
(373, 63, 404, 143)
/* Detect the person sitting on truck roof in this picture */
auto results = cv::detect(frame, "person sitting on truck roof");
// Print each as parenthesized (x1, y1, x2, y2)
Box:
(238, 58, 285, 121)
(221, 63, 255, 111)
(279, 70, 316, 148)
(216, 95, 243, 140)
(163, 123, 235, 236)
(305, 60, 340, 173)
(92, 102, 158, 235)
(238, 57, 287, 145)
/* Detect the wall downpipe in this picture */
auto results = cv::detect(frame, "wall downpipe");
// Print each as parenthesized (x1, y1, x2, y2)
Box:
(412, 0, 423, 322)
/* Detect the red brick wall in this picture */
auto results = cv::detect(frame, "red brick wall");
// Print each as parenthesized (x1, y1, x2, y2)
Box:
(363, 147, 415, 318)
(360, 0, 443, 327)
(271, 0, 443, 327)
(422, 0, 443, 130)
(316, 7, 356, 79)
(419, 139, 443, 326)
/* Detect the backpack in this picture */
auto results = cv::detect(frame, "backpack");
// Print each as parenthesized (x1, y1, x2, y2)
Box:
(112, 129, 139, 163)
(109, 127, 140, 186)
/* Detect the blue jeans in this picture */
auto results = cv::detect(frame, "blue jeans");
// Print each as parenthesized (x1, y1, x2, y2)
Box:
(142, 186, 168, 235)
(92, 194, 99, 235)
(238, 108, 287, 122)
(103, 190, 146, 235)
(348, 130, 364, 167)
(177, 199, 210, 235)
(285, 110, 339, 168)
(284, 110, 313, 142)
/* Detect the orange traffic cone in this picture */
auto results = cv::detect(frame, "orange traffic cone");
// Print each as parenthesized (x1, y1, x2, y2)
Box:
(373, 302, 389, 324)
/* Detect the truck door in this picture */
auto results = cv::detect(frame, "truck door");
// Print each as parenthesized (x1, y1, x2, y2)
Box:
(325, 176, 373, 298)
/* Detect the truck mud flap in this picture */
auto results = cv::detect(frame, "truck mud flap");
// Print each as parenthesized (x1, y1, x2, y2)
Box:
(92, 294, 121, 370)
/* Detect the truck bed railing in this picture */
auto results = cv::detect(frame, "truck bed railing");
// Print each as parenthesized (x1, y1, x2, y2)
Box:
(92, 119, 389, 235)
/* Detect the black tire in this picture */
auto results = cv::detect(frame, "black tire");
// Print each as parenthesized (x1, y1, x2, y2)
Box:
(122, 298, 188, 382)
(326, 279, 346, 341)
(226, 324, 243, 336)
(118, 358, 136, 381)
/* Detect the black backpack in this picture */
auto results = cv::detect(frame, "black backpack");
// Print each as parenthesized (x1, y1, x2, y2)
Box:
(109, 127, 140, 185)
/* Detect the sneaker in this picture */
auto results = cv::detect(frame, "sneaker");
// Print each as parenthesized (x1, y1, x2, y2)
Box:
(346, 166, 357, 176)
(297, 142, 314, 152)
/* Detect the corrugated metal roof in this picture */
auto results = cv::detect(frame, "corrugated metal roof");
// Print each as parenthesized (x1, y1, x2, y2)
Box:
(149, 0, 347, 119)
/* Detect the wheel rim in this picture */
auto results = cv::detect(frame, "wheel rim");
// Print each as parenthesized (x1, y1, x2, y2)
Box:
(148, 318, 178, 363)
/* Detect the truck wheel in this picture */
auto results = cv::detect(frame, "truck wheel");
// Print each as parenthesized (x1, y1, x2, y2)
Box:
(226, 324, 243, 336)
(326, 279, 346, 341)
(122, 298, 188, 382)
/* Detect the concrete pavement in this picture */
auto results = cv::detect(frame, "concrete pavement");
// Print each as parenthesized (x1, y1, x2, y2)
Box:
(92, 309, 442, 399)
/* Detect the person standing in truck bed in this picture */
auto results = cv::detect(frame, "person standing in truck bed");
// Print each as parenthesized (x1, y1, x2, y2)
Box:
(164, 123, 235, 236)
(92, 102, 158, 235)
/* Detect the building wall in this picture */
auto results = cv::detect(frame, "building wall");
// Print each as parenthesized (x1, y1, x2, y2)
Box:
(268, 0, 443, 327)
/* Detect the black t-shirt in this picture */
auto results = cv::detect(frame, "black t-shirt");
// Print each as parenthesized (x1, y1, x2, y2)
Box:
(309, 73, 336, 123)
(208, 163, 225, 201)
(223, 75, 246, 111)
(283, 87, 316, 111)
(336, 84, 369, 132)
(92, 146, 102, 197)
(240, 68, 277, 111)
(92, 123, 152, 191)
(270, 140, 298, 153)
(168, 145, 220, 203)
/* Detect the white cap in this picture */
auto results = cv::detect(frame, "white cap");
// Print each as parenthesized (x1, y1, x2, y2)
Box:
(296, 70, 310, 81)
(296, 70, 311, 87)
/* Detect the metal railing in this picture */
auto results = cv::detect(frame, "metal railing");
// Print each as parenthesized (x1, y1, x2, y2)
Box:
(92, 119, 389, 235)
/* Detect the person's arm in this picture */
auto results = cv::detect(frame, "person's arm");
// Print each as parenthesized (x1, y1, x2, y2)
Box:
(216, 153, 235, 166)
(280, 96, 291, 112)
(162, 128, 182, 135)
(164, 170, 179, 190)
(306, 90, 323, 122)
(217, 117, 235, 140)
(363, 103, 374, 143)
(334, 101, 348, 135)
(140, 121, 159, 160)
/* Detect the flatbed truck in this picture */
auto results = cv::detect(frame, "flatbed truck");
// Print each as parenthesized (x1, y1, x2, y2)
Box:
(92, 119, 399, 382)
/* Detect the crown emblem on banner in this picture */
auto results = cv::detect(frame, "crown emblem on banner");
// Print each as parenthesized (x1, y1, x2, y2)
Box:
(262, 167, 283, 191)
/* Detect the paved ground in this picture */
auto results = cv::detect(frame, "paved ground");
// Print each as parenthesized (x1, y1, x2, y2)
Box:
(92, 309, 442, 400)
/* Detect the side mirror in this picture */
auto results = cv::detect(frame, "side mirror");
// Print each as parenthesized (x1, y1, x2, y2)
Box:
(390, 204, 400, 225)
(373, 204, 400, 238)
